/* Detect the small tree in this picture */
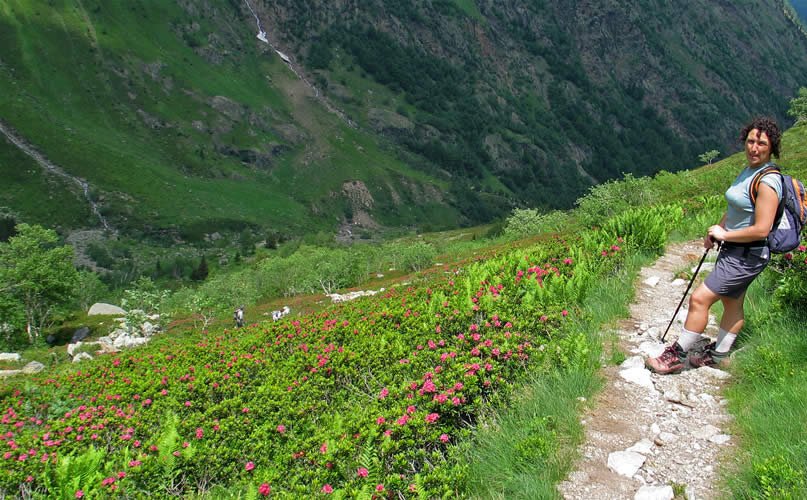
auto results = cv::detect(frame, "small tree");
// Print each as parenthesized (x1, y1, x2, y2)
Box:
(788, 87, 807, 125)
(190, 255, 209, 281)
(0, 224, 79, 343)
(698, 149, 720, 165)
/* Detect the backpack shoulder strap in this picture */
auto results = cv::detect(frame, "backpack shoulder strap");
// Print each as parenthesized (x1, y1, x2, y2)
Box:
(749, 164, 782, 205)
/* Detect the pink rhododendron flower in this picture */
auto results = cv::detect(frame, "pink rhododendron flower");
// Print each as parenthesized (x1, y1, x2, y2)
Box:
(440, 434, 450, 443)
(259, 483, 271, 496)
(378, 388, 389, 400)
(357, 467, 369, 477)
(75, 491, 84, 498)
(320, 442, 328, 454)
(562, 310, 568, 317)
(376, 484, 385, 492)
(276, 425, 286, 434)
(195, 428, 203, 439)
(322, 484, 333, 494)
(376, 416, 386, 425)
(245, 461, 255, 471)
(425, 413, 440, 424)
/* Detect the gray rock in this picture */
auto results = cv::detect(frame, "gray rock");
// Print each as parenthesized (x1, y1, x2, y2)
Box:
(620, 367, 654, 389)
(21, 361, 45, 374)
(113, 336, 148, 349)
(607, 450, 646, 477)
(699, 366, 731, 380)
(72, 352, 93, 363)
(71, 326, 91, 343)
(88, 303, 127, 316)
(658, 432, 678, 443)
(709, 434, 731, 445)
(627, 438, 654, 454)
(621, 356, 645, 370)
(0, 370, 22, 378)
(644, 276, 661, 287)
(691, 425, 721, 440)
(635, 485, 674, 500)
(0, 353, 21, 362)
(141, 321, 156, 336)
(639, 341, 666, 357)
(67, 342, 82, 357)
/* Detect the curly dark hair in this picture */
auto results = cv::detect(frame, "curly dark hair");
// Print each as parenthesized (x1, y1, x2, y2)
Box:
(739, 116, 782, 158)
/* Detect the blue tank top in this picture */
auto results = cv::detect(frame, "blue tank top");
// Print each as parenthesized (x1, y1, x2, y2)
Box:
(724, 164, 783, 231)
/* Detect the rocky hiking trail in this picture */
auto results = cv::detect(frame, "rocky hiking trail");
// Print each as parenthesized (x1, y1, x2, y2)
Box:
(558, 241, 736, 500)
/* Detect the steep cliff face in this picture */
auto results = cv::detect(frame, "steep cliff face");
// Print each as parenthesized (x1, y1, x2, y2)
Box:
(2, 0, 806, 239)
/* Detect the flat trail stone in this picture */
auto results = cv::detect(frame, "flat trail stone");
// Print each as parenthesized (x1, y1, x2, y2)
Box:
(558, 241, 735, 499)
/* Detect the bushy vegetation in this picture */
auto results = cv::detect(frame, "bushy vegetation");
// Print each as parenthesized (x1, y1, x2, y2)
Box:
(0, 210, 660, 497)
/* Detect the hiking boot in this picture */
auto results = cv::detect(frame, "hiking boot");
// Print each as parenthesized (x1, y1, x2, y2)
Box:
(645, 343, 686, 374)
(688, 342, 729, 369)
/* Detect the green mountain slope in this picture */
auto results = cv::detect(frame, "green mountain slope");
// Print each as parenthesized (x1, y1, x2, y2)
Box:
(0, 1, 459, 241)
(2, 0, 807, 242)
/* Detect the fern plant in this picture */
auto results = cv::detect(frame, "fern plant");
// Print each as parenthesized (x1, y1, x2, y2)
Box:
(41, 447, 105, 499)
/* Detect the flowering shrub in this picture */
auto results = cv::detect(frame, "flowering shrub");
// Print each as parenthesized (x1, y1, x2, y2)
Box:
(768, 243, 807, 312)
(0, 225, 633, 497)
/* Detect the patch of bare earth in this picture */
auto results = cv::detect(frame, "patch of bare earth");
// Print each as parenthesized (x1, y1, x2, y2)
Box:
(558, 241, 736, 500)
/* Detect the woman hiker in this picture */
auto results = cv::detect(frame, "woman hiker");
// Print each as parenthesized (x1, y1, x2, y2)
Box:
(646, 116, 784, 374)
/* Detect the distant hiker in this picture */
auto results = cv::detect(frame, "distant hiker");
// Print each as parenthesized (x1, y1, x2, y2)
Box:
(647, 117, 784, 374)
(271, 306, 291, 321)
(234, 306, 245, 328)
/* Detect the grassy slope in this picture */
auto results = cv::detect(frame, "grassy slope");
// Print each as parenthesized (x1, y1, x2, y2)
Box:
(0, 0, 457, 236)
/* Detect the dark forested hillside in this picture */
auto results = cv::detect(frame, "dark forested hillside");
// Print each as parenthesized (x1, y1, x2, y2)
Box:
(2, 0, 807, 242)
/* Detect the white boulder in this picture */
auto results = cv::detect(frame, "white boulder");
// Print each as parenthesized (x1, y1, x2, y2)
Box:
(88, 303, 127, 316)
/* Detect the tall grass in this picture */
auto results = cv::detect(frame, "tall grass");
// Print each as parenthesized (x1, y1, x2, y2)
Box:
(721, 272, 807, 498)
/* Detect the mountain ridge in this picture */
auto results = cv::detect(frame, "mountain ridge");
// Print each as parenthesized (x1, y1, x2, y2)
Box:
(2, 0, 807, 243)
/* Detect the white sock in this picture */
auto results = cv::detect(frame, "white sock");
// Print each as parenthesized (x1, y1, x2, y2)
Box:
(715, 328, 737, 354)
(677, 328, 704, 352)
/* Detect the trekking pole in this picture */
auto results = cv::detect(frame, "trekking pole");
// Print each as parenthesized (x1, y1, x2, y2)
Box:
(660, 242, 720, 342)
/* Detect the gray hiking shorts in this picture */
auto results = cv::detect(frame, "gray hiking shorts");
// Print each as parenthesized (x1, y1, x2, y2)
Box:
(704, 243, 770, 299)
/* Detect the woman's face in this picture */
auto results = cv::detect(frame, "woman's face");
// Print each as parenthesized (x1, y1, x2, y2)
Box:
(745, 128, 772, 168)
